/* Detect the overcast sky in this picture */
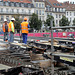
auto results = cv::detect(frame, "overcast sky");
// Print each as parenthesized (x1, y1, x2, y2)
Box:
(57, 0, 75, 3)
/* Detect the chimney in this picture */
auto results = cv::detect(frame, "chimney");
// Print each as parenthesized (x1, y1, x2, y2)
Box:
(70, 2, 72, 4)
(73, 2, 74, 4)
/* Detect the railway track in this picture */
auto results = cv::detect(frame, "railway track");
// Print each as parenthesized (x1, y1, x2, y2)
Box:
(0, 40, 75, 75)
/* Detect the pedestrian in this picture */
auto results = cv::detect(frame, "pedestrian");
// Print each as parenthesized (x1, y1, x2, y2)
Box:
(3, 19, 9, 41)
(21, 17, 30, 44)
(9, 18, 15, 42)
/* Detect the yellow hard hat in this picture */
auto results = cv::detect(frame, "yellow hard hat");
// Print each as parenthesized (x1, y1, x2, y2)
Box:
(24, 17, 27, 21)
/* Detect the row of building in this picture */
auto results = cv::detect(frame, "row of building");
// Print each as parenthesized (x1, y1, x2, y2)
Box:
(0, 0, 75, 29)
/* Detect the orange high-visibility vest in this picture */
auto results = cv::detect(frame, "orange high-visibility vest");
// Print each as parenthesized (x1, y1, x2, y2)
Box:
(9, 21, 15, 32)
(21, 22, 28, 34)
(3, 23, 10, 32)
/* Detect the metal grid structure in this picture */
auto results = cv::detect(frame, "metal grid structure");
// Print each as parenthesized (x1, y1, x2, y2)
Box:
(50, 20, 75, 75)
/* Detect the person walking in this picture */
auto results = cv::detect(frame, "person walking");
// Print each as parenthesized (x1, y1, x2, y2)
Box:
(21, 17, 30, 44)
(3, 19, 9, 41)
(9, 18, 15, 42)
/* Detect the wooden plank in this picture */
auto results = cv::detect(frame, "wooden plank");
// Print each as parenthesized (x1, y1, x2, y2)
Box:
(59, 40, 75, 43)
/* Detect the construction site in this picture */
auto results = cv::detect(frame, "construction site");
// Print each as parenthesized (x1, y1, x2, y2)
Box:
(0, 0, 75, 75)
(0, 25, 75, 75)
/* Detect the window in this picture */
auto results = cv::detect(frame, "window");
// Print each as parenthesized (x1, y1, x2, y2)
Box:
(17, 9, 19, 13)
(59, 14, 61, 18)
(46, 7, 48, 11)
(36, 10, 38, 15)
(11, 2, 14, 7)
(6, 16, 9, 21)
(0, 2, 3, 6)
(55, 8, 57, 12)
(39, 10, 41, 15)
(42, 16, 44, 21)
(5, 2, 9, 6)
(47, 13, 49, 16)
(56, 20, 58, 24)
(21, 3, 24, 7)
(58, 8, 60, 12)
(57, 3, 60, 6)
(70, 18, 71, 22)
(67, 12, 68, 16)
(62, 8, 63, 12)
(29, 10, 31, 14)
(60, 4, 62, 6)
(50, 13, 52, 15)
(28, 4, 31, 8)
(74, 12, 75, 16)
(39, 3, 41, 7)
(1, 8, 3, 12)
(42, 10, 44, 15)
(16, 3, 19, 7)
(22, 9, 24, 13)
(11, 9, 14, 13)
(39, 16, 41, 20)
(42, 4, 44, 8)
(6, 8, 9, 13)
(1, 15, 4, 21)
(48, 7, 51, 11)
(53, 3, 56, 6)
(70, 12, 71, 16)
(36, 3, 38, 7)
(56, 14, 58, 18)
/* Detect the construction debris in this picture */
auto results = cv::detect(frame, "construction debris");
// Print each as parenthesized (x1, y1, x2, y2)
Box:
(0, 39, 75, 75)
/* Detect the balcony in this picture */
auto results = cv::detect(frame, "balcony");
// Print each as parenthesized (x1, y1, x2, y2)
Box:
(0, 11, 32, 15)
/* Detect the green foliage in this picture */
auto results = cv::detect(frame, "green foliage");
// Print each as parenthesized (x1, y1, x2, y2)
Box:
(29, 13, 42, 30)
(45, 15, 55, 27)
(59, 16, 70, 26)
(14, 15, 22, 31)
(73, 18, 75, 26)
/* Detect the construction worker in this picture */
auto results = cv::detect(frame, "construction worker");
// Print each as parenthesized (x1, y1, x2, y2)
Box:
(21, 17, 30, 44)
(3, 19, 9, 41)
(9, 18, 15, 42)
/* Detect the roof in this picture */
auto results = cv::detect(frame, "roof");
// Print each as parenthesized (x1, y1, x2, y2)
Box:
(34, 0, 45, 2)
(62, 1, 75, 11)
(66, 4, 75, 11)
(3, 0, 31, 3)
(48, 0, 65, 8)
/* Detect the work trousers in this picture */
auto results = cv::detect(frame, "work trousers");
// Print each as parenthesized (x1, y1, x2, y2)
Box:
(9, 32, 14, 42)
(4, 32, 9, 41)
(22, 33, 27, 44)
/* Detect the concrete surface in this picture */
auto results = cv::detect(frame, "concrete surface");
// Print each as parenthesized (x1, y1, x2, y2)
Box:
(0, 64, 11, 70)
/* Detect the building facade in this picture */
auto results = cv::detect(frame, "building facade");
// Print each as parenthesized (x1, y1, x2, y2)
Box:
(0, 0, 75, 30)
(45, 0, 66, 27)
(65, 4, 75, 25)
(31, 0, 45, 22)
(0, 0, 35, 29)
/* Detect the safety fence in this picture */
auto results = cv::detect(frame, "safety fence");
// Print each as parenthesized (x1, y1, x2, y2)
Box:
(0, 32, 75, 38)
(27, 32, 75, 38)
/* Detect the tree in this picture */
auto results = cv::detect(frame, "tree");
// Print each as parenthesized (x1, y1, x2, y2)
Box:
(73, 18, 75, 26)
(29, 13, 42, 30)
(14, 15, 22, 33)
(45, 15, 55, 27)
(59, 16, 70, 26)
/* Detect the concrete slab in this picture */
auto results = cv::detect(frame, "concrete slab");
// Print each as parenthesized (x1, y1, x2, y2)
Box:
(0, 64, 11, 70)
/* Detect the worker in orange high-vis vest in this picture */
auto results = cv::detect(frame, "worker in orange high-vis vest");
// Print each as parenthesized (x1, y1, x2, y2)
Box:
(21, 17, 30, 44)
(3, 19, 9, 41)
(9, 18, 15, 42)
